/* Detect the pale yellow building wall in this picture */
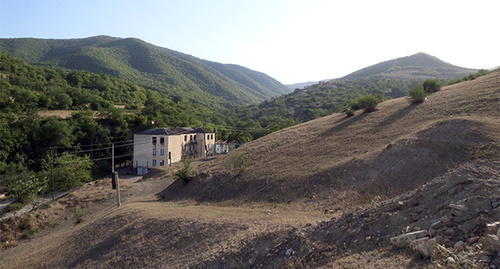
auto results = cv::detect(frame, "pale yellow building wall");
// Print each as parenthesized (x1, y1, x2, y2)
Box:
(133, 131, 216, 169)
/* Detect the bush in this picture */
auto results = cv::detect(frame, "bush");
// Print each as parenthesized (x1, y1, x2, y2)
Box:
(448, 69, 490, 85)
(352, 94, 383, 112)
(72, 206, 86, 224)
(231, 152, 251, 175)
(173, 157, 192, 183)
(407, 86, 427, 104)
(422, 79, 442, 93)
(344, 108, 355, 117)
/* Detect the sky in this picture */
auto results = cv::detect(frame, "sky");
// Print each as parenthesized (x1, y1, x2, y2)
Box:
(0, 0, 498, 84)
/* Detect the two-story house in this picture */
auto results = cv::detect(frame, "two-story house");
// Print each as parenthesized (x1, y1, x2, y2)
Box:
(133, 127, 215, 174)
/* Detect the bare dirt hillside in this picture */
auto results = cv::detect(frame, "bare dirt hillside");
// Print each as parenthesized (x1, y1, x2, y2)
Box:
(164, 71, 499, 212)
(1, 71, 499, 268)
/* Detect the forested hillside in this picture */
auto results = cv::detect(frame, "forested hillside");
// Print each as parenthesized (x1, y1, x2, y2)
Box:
(0, 50, 255, 185)
(237, 53, 479, 123)
(0, 36, 291, 108)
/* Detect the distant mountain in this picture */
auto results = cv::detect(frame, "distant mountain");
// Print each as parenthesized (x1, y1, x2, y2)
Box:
(338, 52, 476, 81)
(235, 53, 481, 124)
(285, 81, 320, 90)
(0, 36, 291, 108)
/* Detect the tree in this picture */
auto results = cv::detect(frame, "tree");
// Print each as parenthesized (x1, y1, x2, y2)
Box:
(36, 117, 74, 148)
(407, 86, 427, 104)
(52, 153, 92, 192)
(1, 162, 46, 204)
(351, 94, 383, 112)
(173, 157, 192, 183)
(52, 92, 73, 109)
(422, 79, 442, 93)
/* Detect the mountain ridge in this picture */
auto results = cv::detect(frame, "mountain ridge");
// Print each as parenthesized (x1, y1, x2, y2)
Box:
(0, 36, 291, 107)
(337, 52, 477, 81)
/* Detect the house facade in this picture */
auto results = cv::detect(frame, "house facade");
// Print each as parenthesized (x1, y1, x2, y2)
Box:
(133, 127, 215, 173)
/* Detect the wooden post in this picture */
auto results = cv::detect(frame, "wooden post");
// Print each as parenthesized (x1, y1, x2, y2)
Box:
(49, 149, 54, 201)
(113, 171, 121, 206)
(111, 143, 115, 173)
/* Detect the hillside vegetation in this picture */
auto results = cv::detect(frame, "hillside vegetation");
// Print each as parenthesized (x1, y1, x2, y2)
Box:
(1, 71, 498, 268)
(233, 53, 479, 124)
(0, 36, 291, 108)
(0, 50, 261, 189)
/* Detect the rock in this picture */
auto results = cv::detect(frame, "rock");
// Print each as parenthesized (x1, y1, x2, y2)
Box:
(448, 185, 463, 195)
(434, 235, 445, 245)
(454, 241, 466, 252)
(430, 217, 452, 230)
(449, 203, 467, 211)
(415, 238, 439, 258)
(390, 230, 428, 247)
(478, 235, 500, 252)
(486, 221, 500, 235)
(444, 228, 455, 236)
(446, 256, 456, 264)
(468, 236, 480, 244)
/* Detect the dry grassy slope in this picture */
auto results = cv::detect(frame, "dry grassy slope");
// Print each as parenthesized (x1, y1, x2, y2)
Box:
(165, 71, 499, 211)
(1, 72, 498, 269)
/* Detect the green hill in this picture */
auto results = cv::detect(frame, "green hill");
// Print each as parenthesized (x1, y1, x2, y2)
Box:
(238, 53, 480, 125)
(0, 36, 291, 108)
(338, 52, 476, 81)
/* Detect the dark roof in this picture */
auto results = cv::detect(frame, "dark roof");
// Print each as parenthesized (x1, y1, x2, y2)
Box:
(136, 127, 213, 136)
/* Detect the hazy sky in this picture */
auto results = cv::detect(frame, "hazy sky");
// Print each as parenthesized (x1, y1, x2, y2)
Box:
(0, 0, 498, 84)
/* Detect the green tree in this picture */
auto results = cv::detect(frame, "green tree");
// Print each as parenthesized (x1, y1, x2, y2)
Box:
(352, 94, 383, 112)
(52, 92, 73, 109)
(52, 153, 92, 192)
(407, 86, 427, 104)
(422, 78, 442, 93)
(36, 117, 74, 148)
(173, 157, 192, 183)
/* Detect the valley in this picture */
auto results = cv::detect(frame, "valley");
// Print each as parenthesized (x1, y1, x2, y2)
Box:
(1, 71, 498, 268)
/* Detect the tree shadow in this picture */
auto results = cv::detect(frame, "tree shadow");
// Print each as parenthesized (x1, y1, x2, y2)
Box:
(321, 112, 369, 137)
(378, 103, 421, 128)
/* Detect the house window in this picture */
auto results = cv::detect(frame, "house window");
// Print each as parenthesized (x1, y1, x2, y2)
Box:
(190, 135, 193, 140)
(184, 135, 187, 141)
(160, 137, 164, 144)
(159, 160, 165, 166)
(152, 137, 157, 144)
(152, 160, 157, 167)
(194, 135, 196, 140)
(160, 149, 164, 155)
(211, 134, 214, 140)
(153, 148, 157, 155)
(168, 152, 171, 160)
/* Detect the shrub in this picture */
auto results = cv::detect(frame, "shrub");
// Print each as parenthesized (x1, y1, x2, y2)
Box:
(349, 100, 360, 111)
(344, 108, 355, 117)
(72, 206, 86, 224)
(173, 157, 192, 183)
(448, 69, 490, 85)
(422, 78, 442, 93)
(231, 152, 251, 175)
(407, 86, 427, 104)
(354, 94, 383, 112)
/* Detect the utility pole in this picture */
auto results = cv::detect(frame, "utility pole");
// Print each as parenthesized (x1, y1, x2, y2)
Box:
(111, 143, 115, 173)
(111, 143, 120, 206)
(49, 148, 55, 201)
(113, 172, 121, 206)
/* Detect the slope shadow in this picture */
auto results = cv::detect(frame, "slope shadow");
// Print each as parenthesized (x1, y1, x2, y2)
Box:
(157, 119, 493, 206)
(378, 102, 421, 127)
(321, 112, 369, 137)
